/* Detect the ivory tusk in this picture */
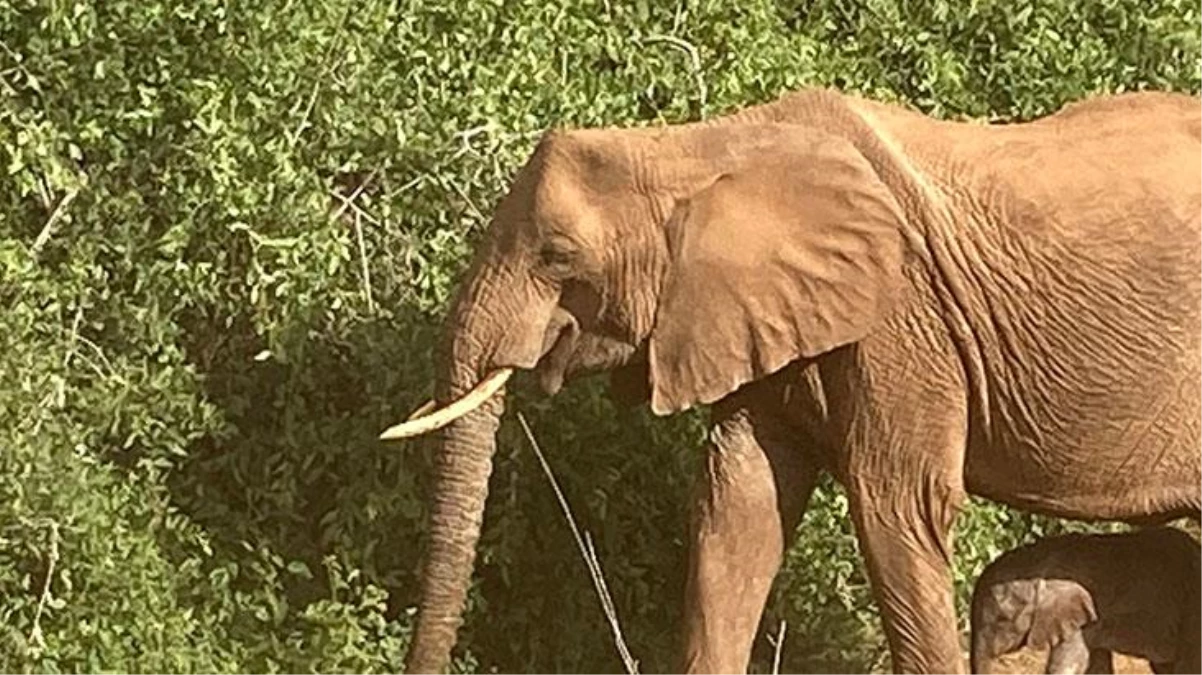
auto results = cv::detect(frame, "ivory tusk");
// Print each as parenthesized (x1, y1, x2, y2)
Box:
(379, 368, 513, 440)
(408, 400, 436, 421)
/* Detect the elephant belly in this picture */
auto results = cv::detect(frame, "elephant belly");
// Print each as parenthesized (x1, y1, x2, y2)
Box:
(963, 391, 1202, 522)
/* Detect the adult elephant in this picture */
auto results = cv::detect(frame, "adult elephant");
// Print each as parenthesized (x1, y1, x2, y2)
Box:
(383, 88, 1202, 674)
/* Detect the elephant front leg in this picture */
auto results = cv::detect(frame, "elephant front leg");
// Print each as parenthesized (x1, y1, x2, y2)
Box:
(1083, 648, 1114, 675)
(678, 401, 818, 674)
(848, 460, 967, 673)
(1043, 630, 1099, 674)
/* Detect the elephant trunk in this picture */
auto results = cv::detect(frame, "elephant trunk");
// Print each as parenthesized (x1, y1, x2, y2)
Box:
(403, 262, 519, 674)
(403, 394, 504, 674)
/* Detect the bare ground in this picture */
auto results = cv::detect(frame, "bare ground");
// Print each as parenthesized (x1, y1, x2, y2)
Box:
(987, 647, 1152, 674)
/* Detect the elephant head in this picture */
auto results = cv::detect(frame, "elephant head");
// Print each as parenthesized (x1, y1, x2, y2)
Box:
(971, 576, 1099, 674)
(385, 100, 908, 673)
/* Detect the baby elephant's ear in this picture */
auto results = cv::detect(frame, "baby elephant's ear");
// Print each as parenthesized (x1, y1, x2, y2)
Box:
(1029, 579, 1099, 649)
(648, 132, 906, 415)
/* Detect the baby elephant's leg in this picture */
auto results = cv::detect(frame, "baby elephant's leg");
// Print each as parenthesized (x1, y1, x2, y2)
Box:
(1048, 629, 1110, 672)
(1144, 658, 1173, 672)
(1084, 648, 1113, 674)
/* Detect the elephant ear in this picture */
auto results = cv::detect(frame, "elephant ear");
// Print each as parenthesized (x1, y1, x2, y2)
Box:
(648, 132, 907, 415)
(1028, 579, 1099, 649)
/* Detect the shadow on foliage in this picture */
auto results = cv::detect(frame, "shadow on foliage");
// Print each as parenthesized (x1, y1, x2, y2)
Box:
(169, 302, 442, 611)
(160, 265, 873, 672)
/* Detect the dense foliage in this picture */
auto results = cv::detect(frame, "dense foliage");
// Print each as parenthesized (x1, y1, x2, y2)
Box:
(1, 0, 1197, 671)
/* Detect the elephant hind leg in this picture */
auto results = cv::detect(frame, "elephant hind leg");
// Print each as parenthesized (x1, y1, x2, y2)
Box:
(678, 394, 818, 674)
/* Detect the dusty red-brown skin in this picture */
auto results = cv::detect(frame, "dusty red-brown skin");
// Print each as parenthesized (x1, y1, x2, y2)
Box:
(401, 88, 1202, 674)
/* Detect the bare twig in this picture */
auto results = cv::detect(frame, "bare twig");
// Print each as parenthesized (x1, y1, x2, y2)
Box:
(443, 178, 486, 222)
(288, 77, 325, 148)
(74, 334, 115, 376)
(32, 187, 79, 253)
(353, 210, 374, 312)
(517, 413, 639, 675)
(329, 167, 381, 224)
(0, 70, 20, 97)
(452, 125, 546, 156)
(870, 645, 892, 673)
(0, 37, 38, 96)
(454, 124, 494, 151)
(395, 175, 424, 194)
(28, 520, 60, 654)
(389, 125, 542, 216)
(641, 34, 708, 116)
(329, 170, 380, 314)
(62, 305, 84, 369)
(671, 0, 688, 34)
(583, 531, 638, 672)
(329, 189, 383, 228)
(771, 619, 787, 675)
(287, 3, 354, 149)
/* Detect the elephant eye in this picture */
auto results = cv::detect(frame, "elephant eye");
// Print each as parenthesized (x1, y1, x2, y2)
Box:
(537, 241, 578, 276)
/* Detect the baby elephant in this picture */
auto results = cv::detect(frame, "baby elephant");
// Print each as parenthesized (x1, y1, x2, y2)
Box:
(971, 527, 1200, 674)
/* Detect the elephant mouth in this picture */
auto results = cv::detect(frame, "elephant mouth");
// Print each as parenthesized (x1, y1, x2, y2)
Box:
(379, 310, 645, 440)
(378, 309, 579, 440)
(534, 309, 581, 395)
(535, 312, 647, 398)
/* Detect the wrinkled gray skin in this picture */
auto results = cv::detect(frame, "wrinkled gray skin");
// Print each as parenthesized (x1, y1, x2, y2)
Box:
(971, 528, 1202, 675)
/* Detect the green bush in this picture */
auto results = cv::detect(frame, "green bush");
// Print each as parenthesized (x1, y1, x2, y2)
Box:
(1, 0, 1196, 671)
